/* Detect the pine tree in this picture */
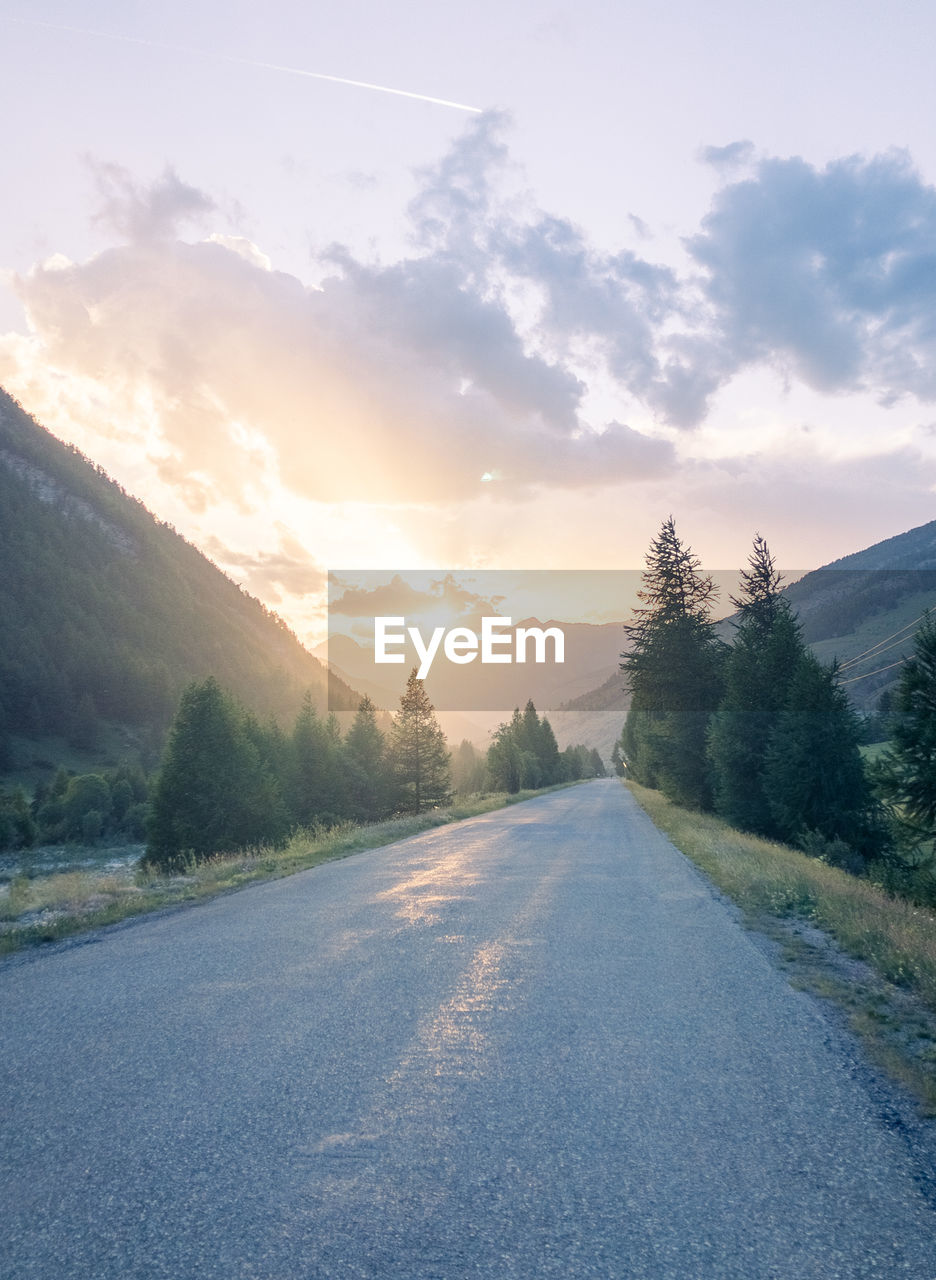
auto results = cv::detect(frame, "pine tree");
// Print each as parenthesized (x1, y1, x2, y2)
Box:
(345, 695, 389, 821)
(452, 739, 486, 795)
(286, 694, 347, 827)
(621, 517, 725, 809)
(536, 713, 563, 785)
(487, 717, 524, 793)
(389, 669, 451, 813)
(874, 614, 936, 846)
(707, 535, 805, 836)
(763, 653, 882, 864)
(146, 677, 274, 869)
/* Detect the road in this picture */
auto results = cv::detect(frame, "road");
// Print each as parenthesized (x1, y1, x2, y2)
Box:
(1, 780, 934, 1278)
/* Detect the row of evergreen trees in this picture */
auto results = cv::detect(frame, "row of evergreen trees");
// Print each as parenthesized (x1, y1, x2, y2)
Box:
(486, 701, 605, 792)
(620, 520, 886, 869)
(145, 672, 603, 871)
(146, 671, 451, 869)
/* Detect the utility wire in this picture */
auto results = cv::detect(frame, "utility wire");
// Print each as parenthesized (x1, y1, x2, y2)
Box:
(837, 656, 910, 685)
(836, 607, 934, 671)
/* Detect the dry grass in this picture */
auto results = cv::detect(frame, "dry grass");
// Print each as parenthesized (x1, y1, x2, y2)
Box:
(0, 784, 577, 954)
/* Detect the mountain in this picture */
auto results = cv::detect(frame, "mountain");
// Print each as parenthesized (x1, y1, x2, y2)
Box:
(564, 519, 936, 723)
(0, 388, 355, 783)
(775, 522, 936, 709)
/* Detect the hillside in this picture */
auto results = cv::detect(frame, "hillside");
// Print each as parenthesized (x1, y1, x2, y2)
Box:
(779, 523, 936, 708)
(562, 519, 936, 722)
(0, 389, 355, 782)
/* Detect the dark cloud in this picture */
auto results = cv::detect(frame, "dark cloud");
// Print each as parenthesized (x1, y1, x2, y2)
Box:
(688, 149, 936, 404)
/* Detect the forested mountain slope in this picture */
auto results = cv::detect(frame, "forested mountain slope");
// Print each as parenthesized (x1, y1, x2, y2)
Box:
(0, 389, 354, 779)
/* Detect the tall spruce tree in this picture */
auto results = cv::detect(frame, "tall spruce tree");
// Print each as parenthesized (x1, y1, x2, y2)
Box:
(707, 535, 805, 836)
(286, 694, 347, 827)
(146, 677, 275, 868)
(873, 614, 936, 849)
(621, 517, 725, 809)
(389, 669, 451, 813)
(763, 653, 882, 864)
(345, 695, 389, 822)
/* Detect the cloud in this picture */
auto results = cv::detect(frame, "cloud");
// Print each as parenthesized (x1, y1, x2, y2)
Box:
(688, 149, 936, 404)
(203, 528, 325, 603)
(6, 120, 936, 532)
(329, 572, 504, 621)
(89, 162, 216, 242)
(6, 122, 676, 507)
(700, 140, 755, 172)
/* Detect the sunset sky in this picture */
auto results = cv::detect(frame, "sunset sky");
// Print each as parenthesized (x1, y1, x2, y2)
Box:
(2, 1, 936, 644)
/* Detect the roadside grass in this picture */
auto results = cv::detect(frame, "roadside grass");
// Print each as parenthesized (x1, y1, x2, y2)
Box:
(0, 783, 578, 955)
(627, 781, 936, 1111)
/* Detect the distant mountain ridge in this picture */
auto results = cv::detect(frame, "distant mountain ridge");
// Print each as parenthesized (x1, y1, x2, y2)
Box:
(561, 518, 936, 718)
(0, 388, 355, 782)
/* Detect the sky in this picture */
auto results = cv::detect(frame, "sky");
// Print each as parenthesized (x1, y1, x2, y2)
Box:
(2, 0, 936, 644)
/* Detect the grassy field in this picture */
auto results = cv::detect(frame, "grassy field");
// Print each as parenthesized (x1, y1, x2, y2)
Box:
(628, 781, 936, 1111)
(0, 784, 577, 955)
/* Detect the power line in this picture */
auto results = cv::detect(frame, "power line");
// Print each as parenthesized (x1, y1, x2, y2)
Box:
(837, 656, 909, 685)
(836, 607, 934, 671)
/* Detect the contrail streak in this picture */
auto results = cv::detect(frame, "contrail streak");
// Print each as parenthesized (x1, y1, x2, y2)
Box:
(6, 16, 484, 113)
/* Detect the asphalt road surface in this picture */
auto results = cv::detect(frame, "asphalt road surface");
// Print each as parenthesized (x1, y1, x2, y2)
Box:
(2, 780, 934, 1278)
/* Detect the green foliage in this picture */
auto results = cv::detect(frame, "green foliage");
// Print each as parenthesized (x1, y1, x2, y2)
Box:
(487, 701, 598, 790)
(0, 785, 36, 851)
(560, 743, 605, 781)
(146, 678, 284, 869)
(344, 695, 390, 822)
(763, 653, 884, 863)
(873, 614, 936, 858)
(486, 701, 567, 792)
(621, 517, 725, 809)
(25, 762, 151, 846)
(707, 536, 806, 837)
(0, 388, 351, 778)
(286, 695, 348, 827)
(389, 670, 451, 813)
(451, 739, 486, 796)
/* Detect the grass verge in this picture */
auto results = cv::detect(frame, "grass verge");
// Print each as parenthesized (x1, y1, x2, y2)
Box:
(627, 780, 936, 1113)
(0, 784, 577, 957)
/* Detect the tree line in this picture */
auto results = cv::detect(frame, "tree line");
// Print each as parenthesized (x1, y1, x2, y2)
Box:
(0, 764, 150, 852)
(144, 670, 601, 870)
(618, 518, 927, 883)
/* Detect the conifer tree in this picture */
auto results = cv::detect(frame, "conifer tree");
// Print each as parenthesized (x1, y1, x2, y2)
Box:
(452, 739, 486, 795)
(487, 717, 524, 793)
(286, 694, 347, 827)
(873, 614, 936, 848)
(621, 517, 725, 809)
(707, 535, 805, 836)
(389, 669, 451, 813)
(763, 653, 882, 863)
(345, 695, 389, 822)
(536, 714, 562, 785)
(146, 677, 274, 868)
